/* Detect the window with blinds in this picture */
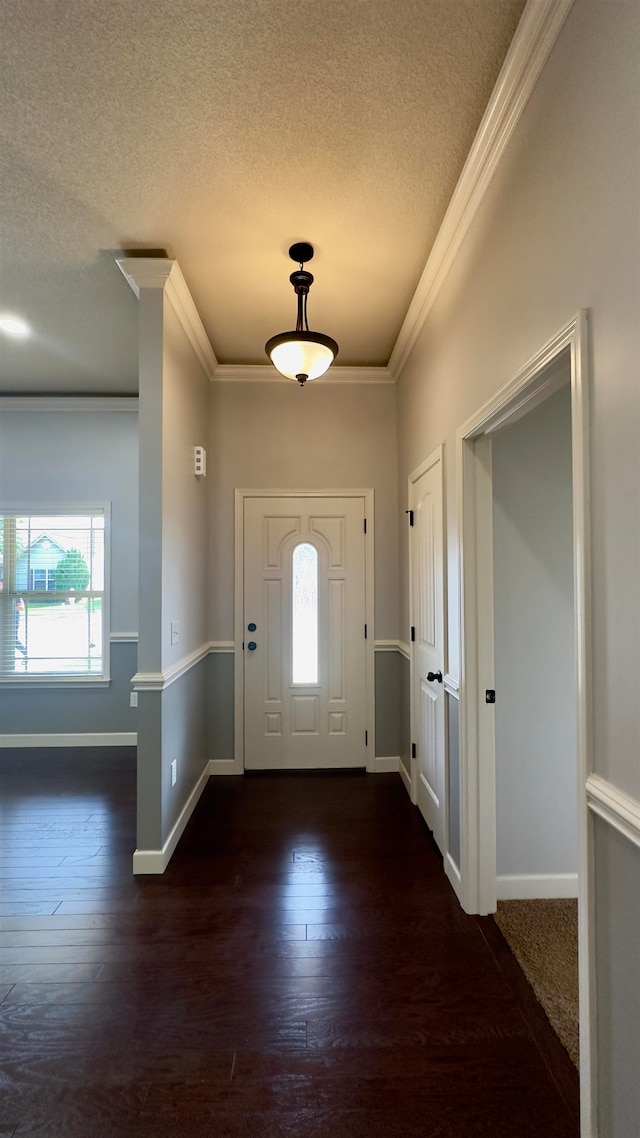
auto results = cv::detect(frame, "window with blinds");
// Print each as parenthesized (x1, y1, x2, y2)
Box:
(0, 511, 107, 680)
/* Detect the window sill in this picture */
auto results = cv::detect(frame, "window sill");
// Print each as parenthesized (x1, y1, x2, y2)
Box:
(0, 676, 111, 689)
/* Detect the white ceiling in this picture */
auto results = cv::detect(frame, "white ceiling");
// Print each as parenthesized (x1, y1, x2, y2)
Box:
(0, 0, 527, 393)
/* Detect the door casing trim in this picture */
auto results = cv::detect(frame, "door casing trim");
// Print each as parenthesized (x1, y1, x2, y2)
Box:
(234, 488, 375, 775)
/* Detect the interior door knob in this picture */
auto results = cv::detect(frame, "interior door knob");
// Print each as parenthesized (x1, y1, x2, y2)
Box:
(427, 670, 443, 683)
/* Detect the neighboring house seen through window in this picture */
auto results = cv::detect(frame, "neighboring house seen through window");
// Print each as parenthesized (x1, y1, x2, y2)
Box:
(0, 511, 107, 681)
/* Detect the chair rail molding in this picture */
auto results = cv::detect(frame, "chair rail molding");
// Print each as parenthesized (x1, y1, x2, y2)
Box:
(444, 674, 460, 697)
(586, 774, 640, 850)
(0, 397, 139, 412)
(374, 640, 405, 653)
(132, 641, 211, 692)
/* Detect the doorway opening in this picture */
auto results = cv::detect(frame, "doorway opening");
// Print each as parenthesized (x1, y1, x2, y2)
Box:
(457, 312, 593, 1128)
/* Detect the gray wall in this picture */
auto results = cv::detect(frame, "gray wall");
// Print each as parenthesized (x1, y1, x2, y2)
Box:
(0, 405, 138, 737)
(208, 651, 234, 761)
(492, 385, 577, 881)
(0, 406, 138, 634)
(161, 309, 210, 672)
(208, 381, 399, 642)
(161, 657, 209, 837)
(136, 282, 211, 852)
(594, 816, 640, 1138)
(0, 642, 137, 735)
(374, 650, 401, 757)
(398, 652, 411, 780)
(395, 2, 639, 1129)
(207, 379, 402, 773)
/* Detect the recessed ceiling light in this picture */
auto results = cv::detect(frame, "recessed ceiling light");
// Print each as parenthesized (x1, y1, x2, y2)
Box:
(0, 314, 31, 339)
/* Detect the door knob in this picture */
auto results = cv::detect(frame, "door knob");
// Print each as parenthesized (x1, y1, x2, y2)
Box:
(427, 670, 443, 683)
(247, 641, 257, 651)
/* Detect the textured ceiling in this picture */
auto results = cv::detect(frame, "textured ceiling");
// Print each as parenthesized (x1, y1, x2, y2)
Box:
(0, 0, 526, 393)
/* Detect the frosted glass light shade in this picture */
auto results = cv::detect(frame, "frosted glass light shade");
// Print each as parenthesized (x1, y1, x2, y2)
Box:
(266, 331, 338, 382)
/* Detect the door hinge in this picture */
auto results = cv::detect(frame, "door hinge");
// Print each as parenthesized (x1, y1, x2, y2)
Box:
(365, 730, 369, 746)
(364, 517, 367, 534)
(406, 509, 414, 526)
(410, 626, 415, 642)
(364, 624, 368, 639)
(411, 742, 416, 759)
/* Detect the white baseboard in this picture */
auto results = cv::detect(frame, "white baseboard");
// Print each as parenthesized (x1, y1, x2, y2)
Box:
(445, 852, 464, 906)
(0, 732, 137, 748)
(208, 759, 239, 775)
(398, 757, 412, 798)
(132, 760, 211, 875)
(373, 755, 399, 773)
(496, 873, 578, 900)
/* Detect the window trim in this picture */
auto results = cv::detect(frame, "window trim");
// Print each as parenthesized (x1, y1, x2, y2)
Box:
(28, 567, 56, 591)
(0, 502, 111, 687)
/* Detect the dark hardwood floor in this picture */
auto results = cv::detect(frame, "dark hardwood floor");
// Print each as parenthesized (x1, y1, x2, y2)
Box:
(0, 750, 579, 1136)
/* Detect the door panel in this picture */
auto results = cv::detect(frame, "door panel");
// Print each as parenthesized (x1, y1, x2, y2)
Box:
(244, 496, 366, 770)
(410, 455, 446, 850)
(420, 679, 439, 806)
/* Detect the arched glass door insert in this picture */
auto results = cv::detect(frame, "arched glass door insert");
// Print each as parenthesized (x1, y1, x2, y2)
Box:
(292, 542, 318, 684)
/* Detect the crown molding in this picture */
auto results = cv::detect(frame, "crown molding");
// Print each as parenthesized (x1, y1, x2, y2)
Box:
(0, 396, 138, 411)
(164, 267, 218, 380)
(389, 0, 575, 380)
(116, 257, 218, 380)
(212, 364, 394, 385)
(116, 257, 174, 294)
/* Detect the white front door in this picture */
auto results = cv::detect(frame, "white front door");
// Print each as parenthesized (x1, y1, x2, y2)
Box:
(409, 451, 446, 851)
(243, 495, 367, 770)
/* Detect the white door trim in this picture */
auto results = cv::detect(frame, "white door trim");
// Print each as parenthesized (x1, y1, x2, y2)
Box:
(456, 311, 594, 1134)
(234, 489, 375, 774)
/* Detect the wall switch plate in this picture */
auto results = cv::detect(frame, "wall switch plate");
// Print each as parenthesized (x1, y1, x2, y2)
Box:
(170, 759, 177, 787)
(194, 445, 207, 477)
(130, 691, 138, 708)
(170, 620, 179, 645)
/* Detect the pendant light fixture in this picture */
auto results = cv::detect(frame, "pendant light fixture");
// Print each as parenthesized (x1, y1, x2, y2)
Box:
(265, 242, 338, 386)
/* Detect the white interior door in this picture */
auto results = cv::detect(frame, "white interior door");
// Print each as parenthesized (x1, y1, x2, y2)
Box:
(243, 495, 367, 770)
(409, 452, 446, 851)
